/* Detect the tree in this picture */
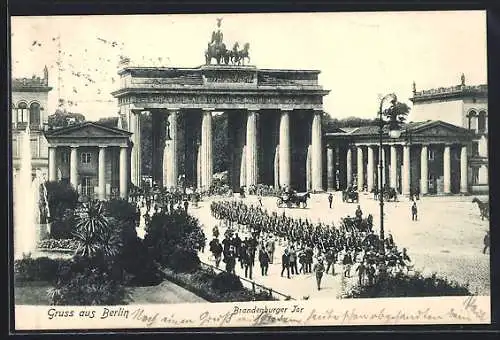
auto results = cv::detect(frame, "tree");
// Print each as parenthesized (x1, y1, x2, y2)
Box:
(48, 109, 86, 129)
(96, 117, 119, 128)
(382, 102, 411, 130)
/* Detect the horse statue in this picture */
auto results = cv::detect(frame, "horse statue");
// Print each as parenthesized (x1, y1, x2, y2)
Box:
(232, 43, 250, 65)
(472, 197, 489, 220)
(205, 42, 228, 65)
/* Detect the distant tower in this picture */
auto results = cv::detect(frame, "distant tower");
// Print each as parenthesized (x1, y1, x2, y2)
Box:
(461, 73, 466, 86)
(43, 65, 48, 85)
(412, 81, 416, 94)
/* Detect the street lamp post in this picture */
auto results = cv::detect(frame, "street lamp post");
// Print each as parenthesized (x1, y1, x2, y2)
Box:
(378, 93, 400, 253)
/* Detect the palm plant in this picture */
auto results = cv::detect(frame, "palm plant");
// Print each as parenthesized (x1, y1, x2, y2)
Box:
(72, 200, 120, 258)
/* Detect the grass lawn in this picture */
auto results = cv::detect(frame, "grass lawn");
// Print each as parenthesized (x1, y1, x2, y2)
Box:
(15, 281, 52, 305)
(15, 279, 206, 305)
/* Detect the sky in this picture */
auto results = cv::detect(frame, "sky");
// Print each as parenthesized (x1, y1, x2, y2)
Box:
(11, 11, 487, 121)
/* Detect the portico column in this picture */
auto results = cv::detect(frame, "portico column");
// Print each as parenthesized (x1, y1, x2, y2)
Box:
(346, 147, 352, 186)
(460, 145, 468, 193)
(48, 146, 57, 182)
(402, 144, 411, 195)
(367, 145, 375, 191)
(443, 144, 451, 194)
(119, 145, 128, 199)
(357, 145, 364, 191)
(279, 110, 291, 188)
(163, 109, 178, 189)
(201, 109, 213, 189)
(326, 145, 335, 191)
(390, 145, 397, 189)
(196, 144, 202, 189)
(311, 110, 323, 192)
(420, 144, 429, 194)
(130, 110, 142, 186)
(246, 110, 258, 187)
(70, 146, 78, 191)
(98, 146, 106, 200)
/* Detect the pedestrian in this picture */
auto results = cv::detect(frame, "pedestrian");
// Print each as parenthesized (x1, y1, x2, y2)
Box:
(289, 246, 298, 275)
(183, 199, 189, 213)
(243, 247, 253, 280)
(415, 186, 420, 200)
(356, 261, 367, 286)
(281, 249, 291, 279)
(224, 246, 236, 274)
(209, 237, 223, 268)
(313, 258, 325, 290)
(258, 195, 263, 207)
(411, 201, 418, 221)
(343, 251, 353, 278)
(259, 246, 270, 276)
(266, 236, 275, 264)
(328, 193, 333, 209)
(325, 247, 336, 275)
(483, 231, 490, 254)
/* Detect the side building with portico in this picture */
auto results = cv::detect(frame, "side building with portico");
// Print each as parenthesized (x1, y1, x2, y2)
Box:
(44, 122, 131, 200)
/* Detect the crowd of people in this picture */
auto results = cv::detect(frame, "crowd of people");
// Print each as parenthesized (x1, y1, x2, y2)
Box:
(209, 200, 413, 290)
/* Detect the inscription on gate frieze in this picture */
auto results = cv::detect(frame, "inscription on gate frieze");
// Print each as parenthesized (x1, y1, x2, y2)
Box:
(119, 93, 322, 106)
(204, 70, 255, 84)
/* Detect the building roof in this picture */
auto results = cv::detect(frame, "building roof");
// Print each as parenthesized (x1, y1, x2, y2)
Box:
(45, 121, 132, 138)
(410, 84, 487, 103)
(324, 120, 473, 144)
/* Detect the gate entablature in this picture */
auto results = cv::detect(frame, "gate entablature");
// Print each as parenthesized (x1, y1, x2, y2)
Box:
(112, 65, 329, 111)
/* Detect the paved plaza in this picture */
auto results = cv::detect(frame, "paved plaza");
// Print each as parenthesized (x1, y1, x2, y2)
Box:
(189, 192, 490, 300)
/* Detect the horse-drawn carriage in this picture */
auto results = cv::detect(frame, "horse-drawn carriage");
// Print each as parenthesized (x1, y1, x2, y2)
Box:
(372, 187, 399, 202)
(276, 191, 310, 208)
(342, 188, 359, 203)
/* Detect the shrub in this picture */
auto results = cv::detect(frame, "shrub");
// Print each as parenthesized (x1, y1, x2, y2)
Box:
(167, 248, 201, 273)
(119, 238, 165, 286)
(49, 219, 75, 239)
(14, 257, 70, 283)
(49, 255, 130, 305)
(45, 181, 79, 221)
(344, 271, 471, 298)
(211, 272, 244, 293)
(38, 239, 79, 250)
(144, 210, 205, 263)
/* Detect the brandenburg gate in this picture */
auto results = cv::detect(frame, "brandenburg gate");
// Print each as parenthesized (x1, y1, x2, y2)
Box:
(112, 64, 330, 192)
(112, 20, 329, 192)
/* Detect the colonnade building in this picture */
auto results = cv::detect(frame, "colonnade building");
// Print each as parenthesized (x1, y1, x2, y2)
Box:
(325, 77, 488, 195)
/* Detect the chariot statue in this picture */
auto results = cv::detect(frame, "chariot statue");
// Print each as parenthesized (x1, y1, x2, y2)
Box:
(204, 18, 251, 66)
